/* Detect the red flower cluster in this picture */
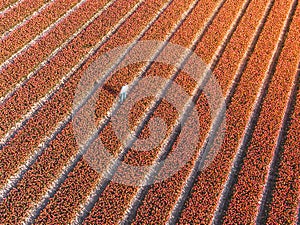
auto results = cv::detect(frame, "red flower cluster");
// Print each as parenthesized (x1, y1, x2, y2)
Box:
(223, 0, 298, 223)
(267, 88, 300, 224)
(0, 0, 138, 190)
(0, 0, 299, 224)
(0, 0, 19, 12)
(0, 0, 49, 35)
(6, 0, 180, 223)
(0, 0, 80, 64)
(0, 0, 109, 98)
(180, 0, 297, 224)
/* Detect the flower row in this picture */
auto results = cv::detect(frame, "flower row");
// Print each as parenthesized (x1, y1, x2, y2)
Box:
(0, 0, 174, 223)
(222, 0, 298, 223)
(178, 0, 295, 224)
(33, 0, 204, 223)
(0, 0, 109, 98)
(0, 0, 80, 64)
(0, 0, 50, 35)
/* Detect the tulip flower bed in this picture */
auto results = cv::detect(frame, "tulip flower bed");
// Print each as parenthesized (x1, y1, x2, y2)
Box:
(0, 0, 51, 36)
(0, 0, 82, 64)
(0, 0, 143, 189)
(128, 0, 259, 223)
(1, 0, 299, 224)
(0, 0, 179, 223)
(222, 1, 300, 223)
(0, 0, 138, 139)
(31, 1, 202, 223)
(212, 0, 270, 93)
(266, 74, 300, 225)
(81, 0, 252, 222)
(0, 0, 110, 99)
(0, 123, 79, 224)
(178, 0, 296, 224)
(0, 0, 19, 12)
(57, 0, 225, 221)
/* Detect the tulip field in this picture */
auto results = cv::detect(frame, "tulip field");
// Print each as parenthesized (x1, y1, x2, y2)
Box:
(0, 0, 299, 224)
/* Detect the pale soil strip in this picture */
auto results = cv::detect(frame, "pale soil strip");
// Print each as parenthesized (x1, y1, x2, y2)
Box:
(297, 197, 300, 225)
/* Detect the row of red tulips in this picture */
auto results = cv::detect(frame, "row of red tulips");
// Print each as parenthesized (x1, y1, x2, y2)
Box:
(0, 0, 139, 189)
(267, 85, 300, 224)
(179, 0, 294, 224)
(222, 0, 298, 223)
(0, 0, 80, 64)
(0, 0, 109, 98)
(0, 0, 172, 223)
(33, 0, 199, 223)
(0, 0, 50, 35)
(265, 6, 300, 224)
(131, 0, 253, 223)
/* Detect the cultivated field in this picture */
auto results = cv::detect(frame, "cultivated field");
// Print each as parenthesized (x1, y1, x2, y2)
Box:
(0, 0, 299, 224)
